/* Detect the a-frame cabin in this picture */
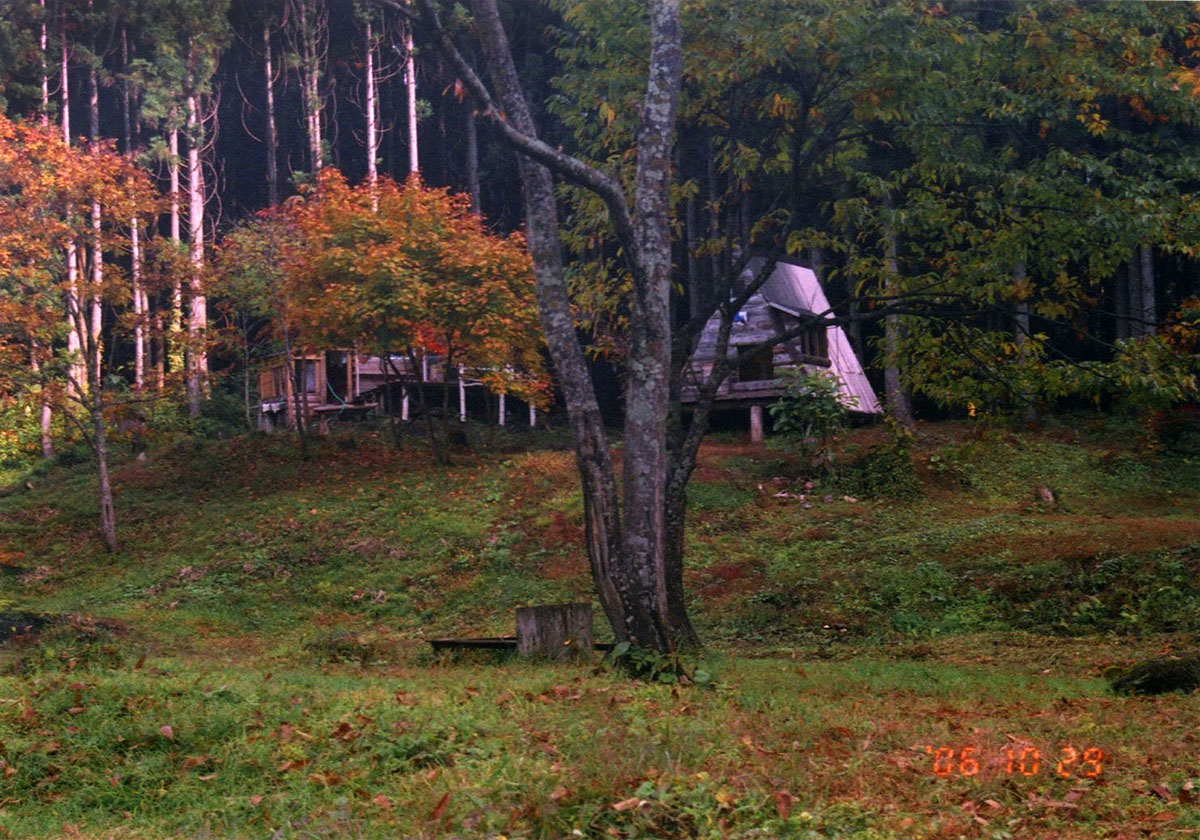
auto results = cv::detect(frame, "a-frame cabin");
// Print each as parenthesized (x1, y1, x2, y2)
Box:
(682, 258, 881, 441)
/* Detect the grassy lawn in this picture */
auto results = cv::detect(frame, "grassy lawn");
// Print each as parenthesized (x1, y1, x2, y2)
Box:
(1, 417, 1198, 838)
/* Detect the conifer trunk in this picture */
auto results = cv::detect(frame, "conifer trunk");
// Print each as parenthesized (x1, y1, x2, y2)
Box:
(466, 110, 480, 211)
(1127, 254, 1143, 339)
(1013, 262, 1035, 422)
(1140, 244, 1155, 336)
(883, 203, 913, 426)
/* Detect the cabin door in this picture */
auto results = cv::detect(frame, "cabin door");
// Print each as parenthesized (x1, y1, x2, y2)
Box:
(325, 351, 350, 403)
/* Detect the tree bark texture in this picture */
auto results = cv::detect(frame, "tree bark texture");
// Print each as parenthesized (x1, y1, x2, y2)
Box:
(264, 23, 279, 206)
(1127, 254, 1143, 339)
(1140, 244, 1156, 336)
(168, 126, 184, 374)
(883, 206, 913, 426)
(1012, 262, 1036, 422)
(415, 0, 685, 652)
(466, 109, 480, 212)
(186, 94, 207, 416)
(365, 19, 379, 201)
(404, 22, 418, 174)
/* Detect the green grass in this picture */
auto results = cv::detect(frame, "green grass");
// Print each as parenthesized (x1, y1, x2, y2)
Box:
(1, 416, 1199, 838)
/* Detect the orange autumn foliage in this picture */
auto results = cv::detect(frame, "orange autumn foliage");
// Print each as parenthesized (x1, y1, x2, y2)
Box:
(281, 170, 549, 404)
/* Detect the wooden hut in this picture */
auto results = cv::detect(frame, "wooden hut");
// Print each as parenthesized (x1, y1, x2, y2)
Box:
(257, 351, 538, 430)
(681, 258, 881, 441)
(257, 349, 387, 430)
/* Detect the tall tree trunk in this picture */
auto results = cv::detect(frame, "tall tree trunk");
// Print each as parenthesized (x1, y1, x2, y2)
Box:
(168, 126, 184, 374)
(291, 0, 325, 172)
(30, 340, 53, 459)
(1127, 254, 1143, 339)
(619, 0, 681, 651)
(1140, 244, 1156, 336)
(685, 192, 700, 319)
(92, 399, 118, 553)
(404, 22, 418, 174)
(1013, 261, 1036, 423)
(264, 23, 279, 206)
(463, 0, 627, 640)
(87, 8, 102, 386)
(186, 94, 207, 416)
(466, 109, 480, 212)
(155, 313, 166, 390)
(883, 203, 913, 426)
(132, 217, 144, 390)
(36, 1, 52, 447)
(420, 0, 683, 651)
(40, 0, 49, 127)
(364, 18, 380, 211)
(1114, 263, 1129, 341)
(61, 26, 84, 400)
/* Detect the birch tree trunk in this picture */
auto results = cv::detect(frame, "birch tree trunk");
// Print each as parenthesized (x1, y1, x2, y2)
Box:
(30, 340, 53, 458)
(169, 126, 184, 374)
(186, 93, 207, 416)
(36, 0, 53, 453)
(290, 0, 326, 173)
(264, 23, 279, 206)
(404, 22, 418, 174)
(87, 7, 103, 386)
(40, 0, 49, 127)
(132, 217, 144, 390)
(365, 18, 379, 206)
(61, 27, 85, 400)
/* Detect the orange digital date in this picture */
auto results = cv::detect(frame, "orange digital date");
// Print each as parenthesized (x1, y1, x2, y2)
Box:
(924, 745, 1103, 778)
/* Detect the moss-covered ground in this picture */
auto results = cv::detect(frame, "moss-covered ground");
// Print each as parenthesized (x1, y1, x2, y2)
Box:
(1, 416, 1198, 838)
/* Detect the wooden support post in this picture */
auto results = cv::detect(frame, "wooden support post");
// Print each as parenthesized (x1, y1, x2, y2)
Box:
(750, 404, 764, 444)
(498, 391, 506, 426)
(516, 603, 594, 661)
(401, 388, 409, 421)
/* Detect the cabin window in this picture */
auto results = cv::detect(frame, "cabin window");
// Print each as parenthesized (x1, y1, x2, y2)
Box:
(294, 359, 317, 394)
(798, 325, 829, 362)
(778, 312, 830, 363)
(738, 348, 774, 382)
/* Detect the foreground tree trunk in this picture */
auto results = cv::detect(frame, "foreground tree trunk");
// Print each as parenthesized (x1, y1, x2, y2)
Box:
(416, 0, 684, 650)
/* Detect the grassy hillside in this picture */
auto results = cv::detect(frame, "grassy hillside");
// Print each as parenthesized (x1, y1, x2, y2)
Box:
(1, 418, 1199, 838)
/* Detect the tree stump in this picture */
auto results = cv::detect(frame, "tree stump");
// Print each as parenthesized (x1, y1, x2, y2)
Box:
(516, 603, 593, 662)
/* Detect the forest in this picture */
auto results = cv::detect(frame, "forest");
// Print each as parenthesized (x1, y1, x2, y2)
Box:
(1, 1, 1200, 837)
